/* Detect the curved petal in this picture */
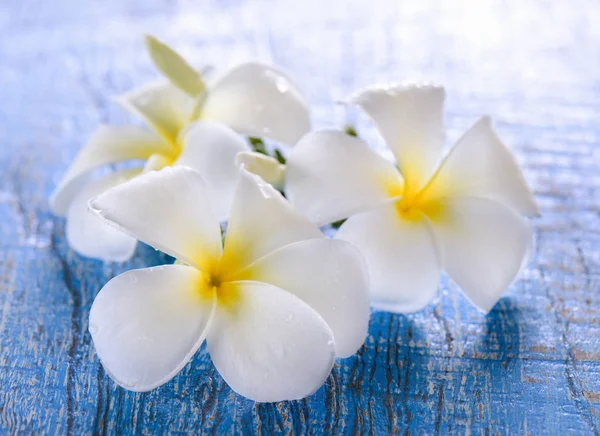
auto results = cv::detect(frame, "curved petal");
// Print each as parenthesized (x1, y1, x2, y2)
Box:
(66, 169, 140, 262)
(430, 197, 532, 313)
(50, 125, 170, 216)
(201, 62, 310, 145)
(347, 83, 445, 194)
(286, 130, 402, 225)
(221, 168, 322, 275)
(424, 117, 539, 217)
(89, 167, 222, 270)
(116, 81, 195, 146)
(207, 281, 335, 402)
(175, 120, 250, 221)
(89, 265, 216, 392)
(145, 35, 206, 98)
(233, 238, 370, 357)
(335, 202, 441, 313)
(235, 151, 285, 190)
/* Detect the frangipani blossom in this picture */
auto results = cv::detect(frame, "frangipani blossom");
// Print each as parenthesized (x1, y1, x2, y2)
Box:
(87, 166, 370, 402)
(50, 35, 310, 262)
(286, 83, 539, 313)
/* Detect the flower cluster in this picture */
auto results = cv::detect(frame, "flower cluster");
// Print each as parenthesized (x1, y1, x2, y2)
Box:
(50, 35, 309, 261)
(51, 36, 537, 402)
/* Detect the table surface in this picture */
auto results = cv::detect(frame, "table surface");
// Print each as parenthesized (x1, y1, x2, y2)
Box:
(1, 0, 599, 434)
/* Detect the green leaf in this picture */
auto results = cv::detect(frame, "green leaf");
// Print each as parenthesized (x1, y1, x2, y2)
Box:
(344, 124, 358, 137)
(248, 137, 268, 155)
(145, 34, 205, 98)
(274, 148, 287, 165)
(331, 219, 347, 229)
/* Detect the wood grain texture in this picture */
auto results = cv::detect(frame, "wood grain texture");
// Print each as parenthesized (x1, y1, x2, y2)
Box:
(1, 0, 599, 434)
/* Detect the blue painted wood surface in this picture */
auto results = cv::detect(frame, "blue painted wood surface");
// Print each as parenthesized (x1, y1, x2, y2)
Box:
(1, 0, 599, 433)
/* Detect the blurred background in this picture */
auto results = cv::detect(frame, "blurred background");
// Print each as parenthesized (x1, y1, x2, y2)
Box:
(0, 0, 599, 433)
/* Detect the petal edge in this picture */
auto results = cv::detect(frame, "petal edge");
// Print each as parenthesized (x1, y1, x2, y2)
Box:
(90, 265, 216, 392)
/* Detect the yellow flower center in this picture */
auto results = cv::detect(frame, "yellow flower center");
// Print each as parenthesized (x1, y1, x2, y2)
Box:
(194, 264, 243, 312)
(187, 239, 254, 313)
(384, 166, 450, 224)
(146, 124, 191, 171)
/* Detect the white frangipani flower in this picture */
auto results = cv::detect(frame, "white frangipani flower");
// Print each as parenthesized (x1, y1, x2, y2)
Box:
(50, 35, 310, 262)
(87, 166, 370, 401)
(286, 83, 539, 314)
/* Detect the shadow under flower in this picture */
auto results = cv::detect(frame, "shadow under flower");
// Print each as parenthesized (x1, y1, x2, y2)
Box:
(480, 297, 524, 369)
(117, 296, 530, 434)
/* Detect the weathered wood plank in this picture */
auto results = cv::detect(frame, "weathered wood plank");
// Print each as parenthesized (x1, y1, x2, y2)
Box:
(0, 0, 599, 433)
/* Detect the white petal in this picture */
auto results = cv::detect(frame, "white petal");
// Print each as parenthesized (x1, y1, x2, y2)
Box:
(116, 81, 195, 146)
(144, 35, 206, 98)
(336, 203, 441, 313)
(347, 83, 445, 193)
(425, 117, 539, 216)
(50, 125, 170, 216)
(286, 130, 402, 225)
(89, 265, 215, 392)
(202, 62, 310, 145)
(89, 167, 222, 270)
(221, 168, 322, 274)
(234, 239, 370, 357)
(175, 120, 250, 221)
(431, 197, 532, 313)
(207, 281, 335, 402)
(235, 151, 285, 190)
(66, 170, 140, 262)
